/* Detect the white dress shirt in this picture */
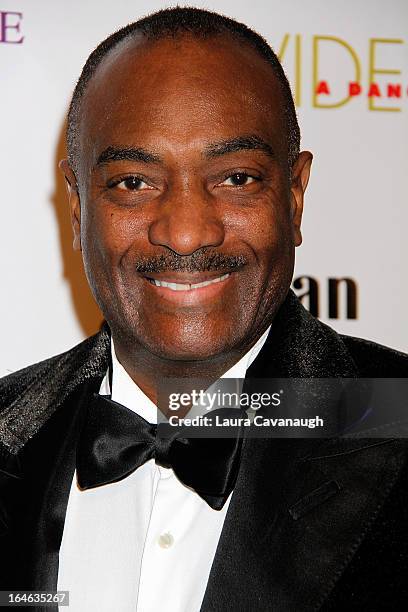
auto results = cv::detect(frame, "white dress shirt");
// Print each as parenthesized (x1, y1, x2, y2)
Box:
(57, 326, 271, 612)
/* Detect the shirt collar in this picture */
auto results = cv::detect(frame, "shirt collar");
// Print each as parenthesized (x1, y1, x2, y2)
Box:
(100, 325, 272, 424)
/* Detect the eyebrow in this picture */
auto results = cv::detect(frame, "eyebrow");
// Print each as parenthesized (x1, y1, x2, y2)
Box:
(96, 146, 162, 166)
(204, 135, 275, 160)
(95, 134, 274, 168)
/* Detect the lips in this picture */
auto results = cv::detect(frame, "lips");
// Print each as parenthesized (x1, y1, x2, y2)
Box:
(146, 272, 230, 291)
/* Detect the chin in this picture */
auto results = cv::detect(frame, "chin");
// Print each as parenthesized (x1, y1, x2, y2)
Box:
(148, 339, 227, 362)
(138, 324, 240, 361)
(111, 306, 247, 362)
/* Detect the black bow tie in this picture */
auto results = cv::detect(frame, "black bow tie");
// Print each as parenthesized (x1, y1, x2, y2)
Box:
(76, 393, 243, 510)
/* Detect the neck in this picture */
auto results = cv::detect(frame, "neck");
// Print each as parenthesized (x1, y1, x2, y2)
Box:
(111, 333, 261, 407)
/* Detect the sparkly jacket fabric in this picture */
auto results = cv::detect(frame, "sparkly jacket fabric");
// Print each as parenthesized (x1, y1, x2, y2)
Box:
(1, 290, 408, 611)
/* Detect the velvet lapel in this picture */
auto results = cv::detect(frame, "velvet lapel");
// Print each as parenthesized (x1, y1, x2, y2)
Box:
(0, 323, 111, 592)
(0, 324, 111, 456)
(200, 292, 407, 611)
(0, 378, 104, 595)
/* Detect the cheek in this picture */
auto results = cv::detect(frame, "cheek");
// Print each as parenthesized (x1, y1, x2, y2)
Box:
(231, 200, 294, 268)
(80, 203, 136, 273)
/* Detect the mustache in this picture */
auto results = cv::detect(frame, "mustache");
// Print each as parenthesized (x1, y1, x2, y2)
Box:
(134, 249, 248, 275)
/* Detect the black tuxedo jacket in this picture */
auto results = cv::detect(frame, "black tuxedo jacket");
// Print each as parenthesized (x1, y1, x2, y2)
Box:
(1, 291, 408, 611)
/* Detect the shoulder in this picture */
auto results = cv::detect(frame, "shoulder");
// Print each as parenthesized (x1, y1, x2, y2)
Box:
(1, 333, 97, 399)
(340, 334, 408, 376)
(0, 327, 110, 453)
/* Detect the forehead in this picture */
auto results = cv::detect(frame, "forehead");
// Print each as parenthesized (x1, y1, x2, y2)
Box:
(79, 34, 288, 166)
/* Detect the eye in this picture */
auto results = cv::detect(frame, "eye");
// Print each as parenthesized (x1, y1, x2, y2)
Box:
(221, 173, 258, 187)
(111, 176, 153, 191)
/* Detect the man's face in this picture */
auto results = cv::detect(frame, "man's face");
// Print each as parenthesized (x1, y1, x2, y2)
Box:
(64, 35, 312, 361)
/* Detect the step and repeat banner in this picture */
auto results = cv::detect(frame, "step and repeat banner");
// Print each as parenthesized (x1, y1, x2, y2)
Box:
(1, 0, 407, 374)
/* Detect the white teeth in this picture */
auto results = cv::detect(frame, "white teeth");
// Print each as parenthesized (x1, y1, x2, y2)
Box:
(151, 273, 230, 291)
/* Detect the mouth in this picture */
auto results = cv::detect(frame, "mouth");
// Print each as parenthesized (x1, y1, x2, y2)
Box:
(145, 272, 230, 292)
(141, 271, 234, 305)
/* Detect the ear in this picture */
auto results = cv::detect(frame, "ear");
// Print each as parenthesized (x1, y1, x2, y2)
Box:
(290, 151, 313, 247)
(59, 159, 81, 251)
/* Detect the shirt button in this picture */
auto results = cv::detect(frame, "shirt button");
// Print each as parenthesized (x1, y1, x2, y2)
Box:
(158, 532, 174, 549)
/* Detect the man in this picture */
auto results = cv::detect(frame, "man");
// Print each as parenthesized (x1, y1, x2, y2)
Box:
(1, 7, 407, 611)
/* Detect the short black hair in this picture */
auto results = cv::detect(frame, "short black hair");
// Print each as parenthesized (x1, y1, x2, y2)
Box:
(66, 6, 300, 174)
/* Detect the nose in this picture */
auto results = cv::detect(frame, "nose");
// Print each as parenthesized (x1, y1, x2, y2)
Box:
(148, 184, 225, 255)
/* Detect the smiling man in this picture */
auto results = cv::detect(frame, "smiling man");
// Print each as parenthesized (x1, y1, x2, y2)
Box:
(62, 15, 311, 396)
(1, 7, 408, 612)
